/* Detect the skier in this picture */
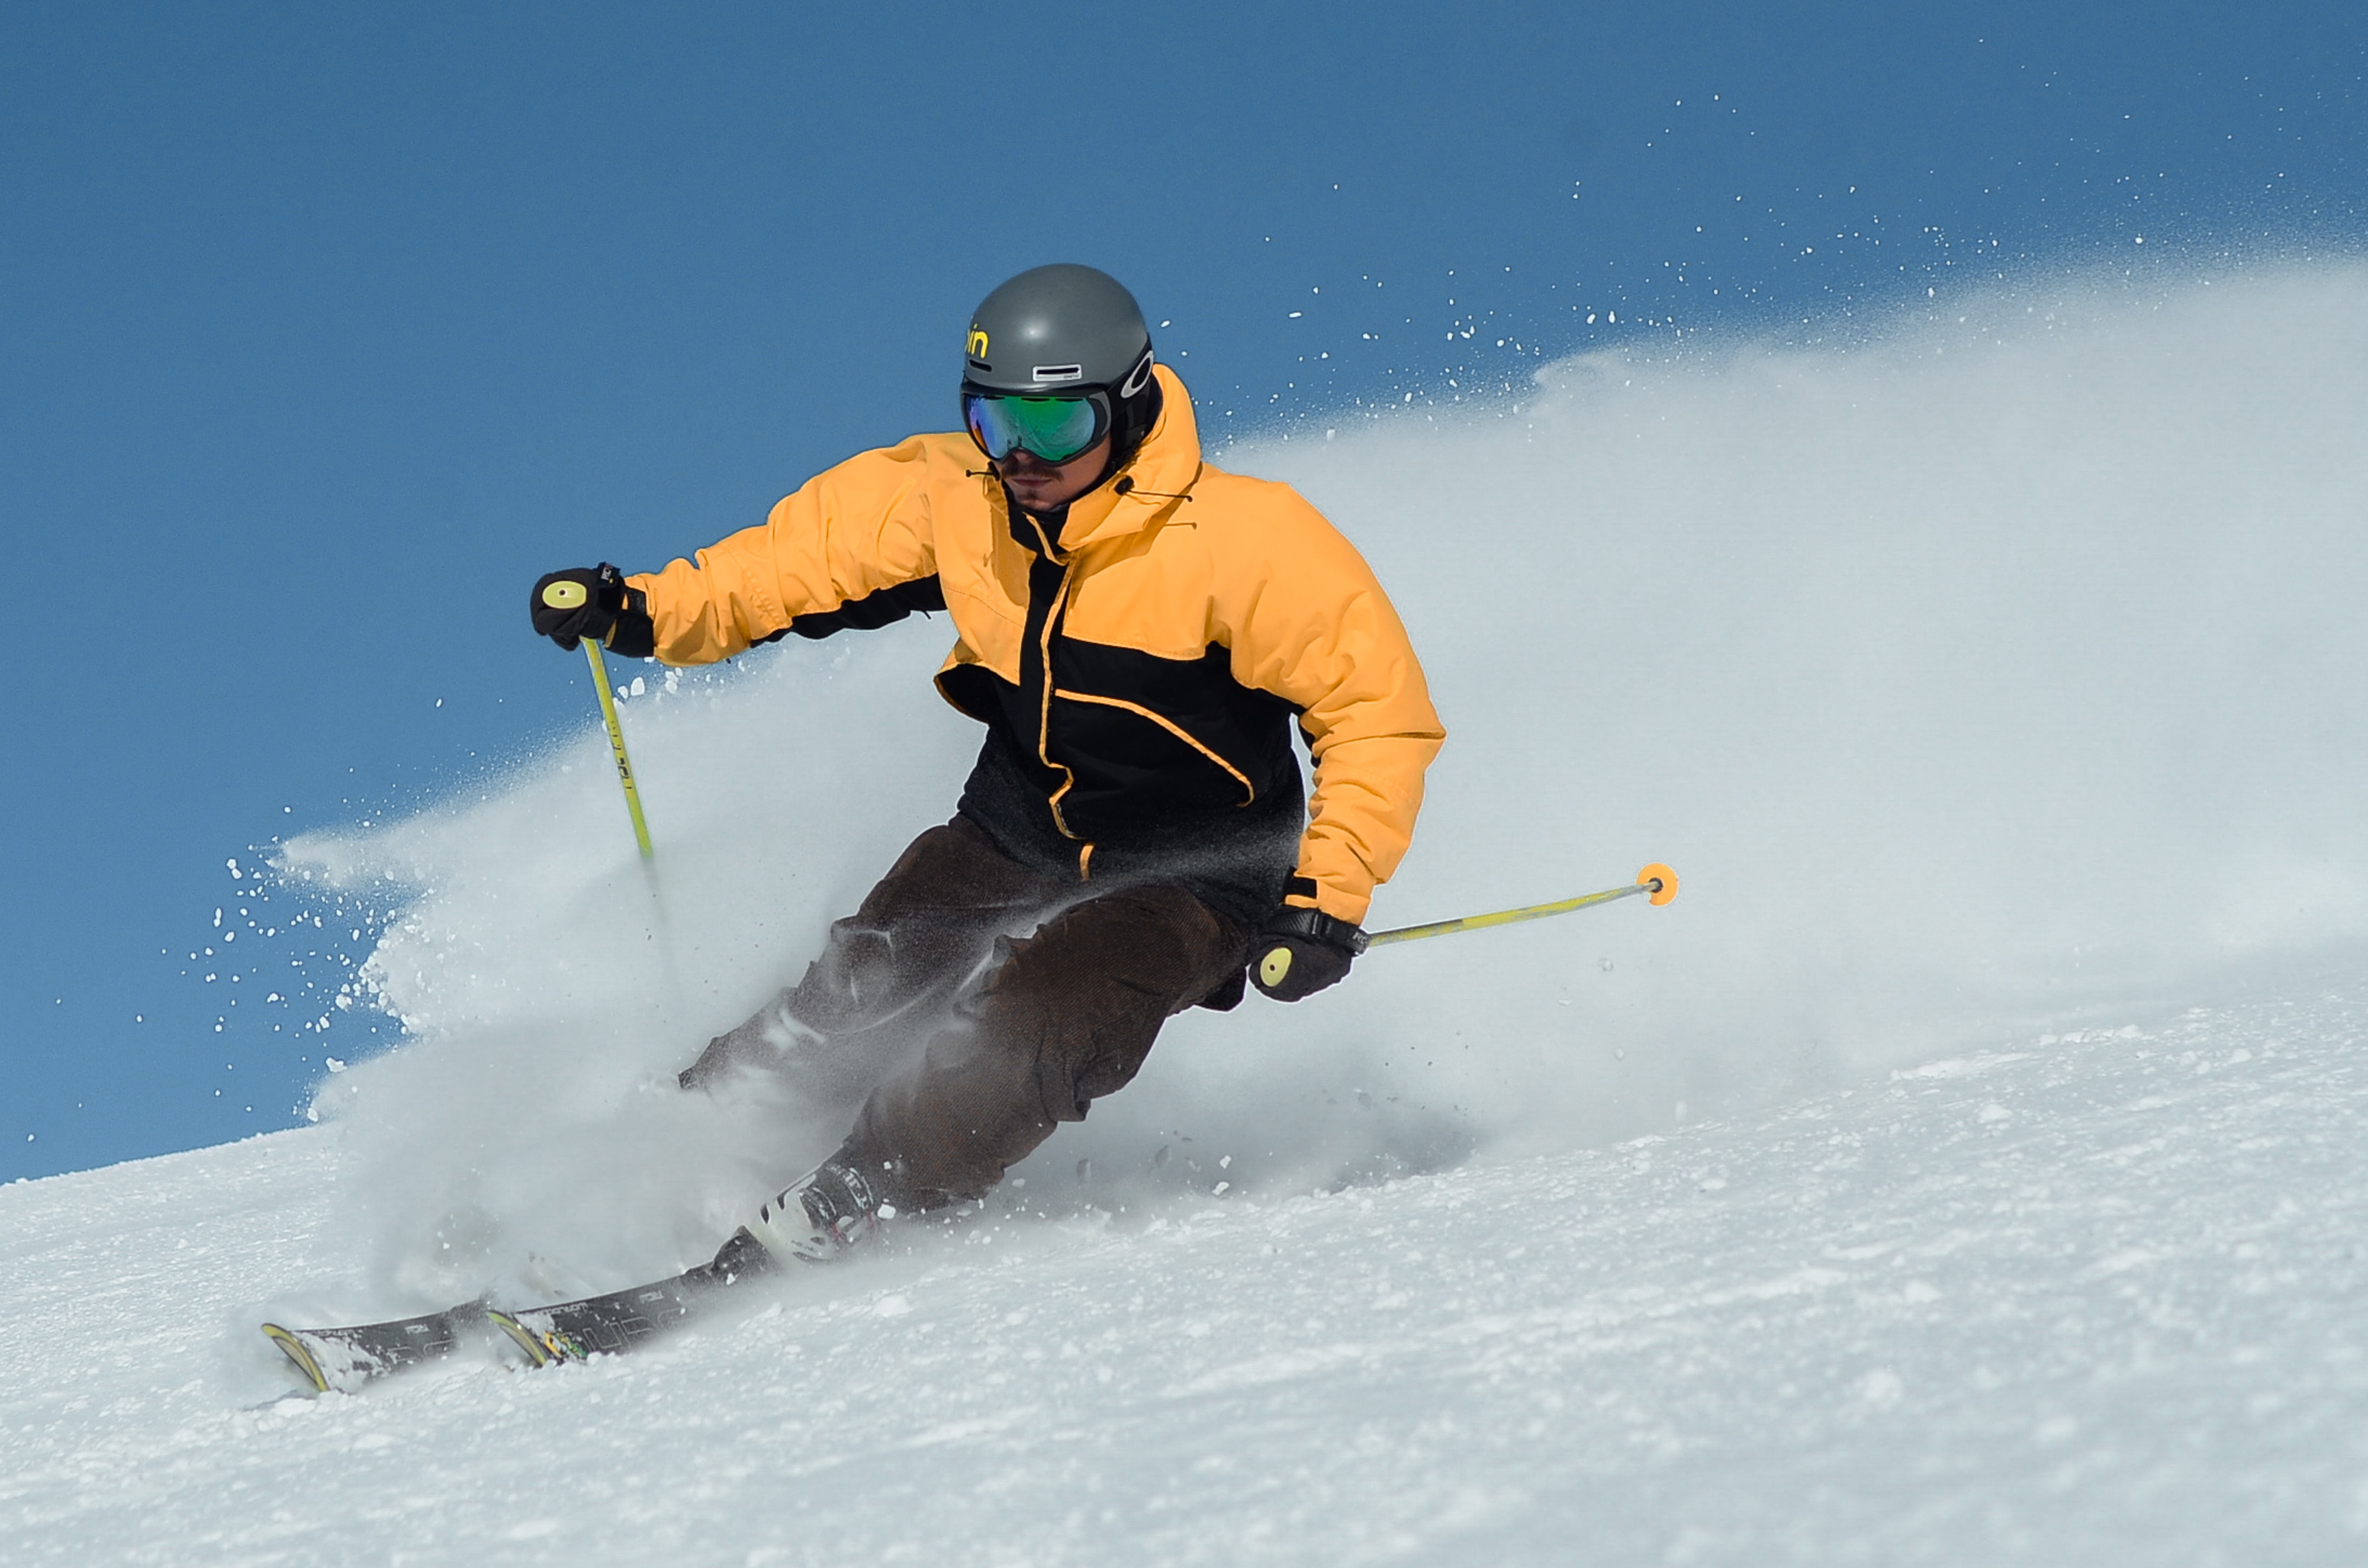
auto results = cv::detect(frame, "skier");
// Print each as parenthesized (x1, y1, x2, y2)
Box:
(530, 265, 1443, 1268)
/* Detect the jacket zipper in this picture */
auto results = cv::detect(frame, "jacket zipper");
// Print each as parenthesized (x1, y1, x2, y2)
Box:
(1022, 513, 1083, 842)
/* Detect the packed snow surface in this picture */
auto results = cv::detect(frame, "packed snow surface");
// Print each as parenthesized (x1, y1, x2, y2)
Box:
(8, 265, 2368, 1561)
(6, 987, 2366, 1563)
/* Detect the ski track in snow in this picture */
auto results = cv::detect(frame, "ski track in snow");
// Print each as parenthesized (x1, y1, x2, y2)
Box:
(6, 987, 2366, 1565)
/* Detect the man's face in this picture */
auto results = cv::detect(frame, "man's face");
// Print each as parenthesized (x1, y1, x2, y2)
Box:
(997, 434, 1112, 516)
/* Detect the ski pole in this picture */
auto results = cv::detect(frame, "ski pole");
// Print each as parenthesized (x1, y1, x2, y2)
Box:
(1366, 864, 1678, 948)
(581, 639, 654, 859)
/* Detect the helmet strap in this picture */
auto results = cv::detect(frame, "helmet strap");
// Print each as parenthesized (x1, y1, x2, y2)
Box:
(1108, 368, 1164, 472)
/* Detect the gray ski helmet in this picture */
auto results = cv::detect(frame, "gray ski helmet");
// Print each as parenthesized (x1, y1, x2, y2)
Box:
(962, 264, 1161, 464)
(964, 264, 1150, 394)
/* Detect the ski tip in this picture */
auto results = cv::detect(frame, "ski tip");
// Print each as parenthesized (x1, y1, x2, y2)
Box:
(1636, 864, 1680, 906)
(487, 1308, 570, 1368)
(260, 1323, 331, 1393)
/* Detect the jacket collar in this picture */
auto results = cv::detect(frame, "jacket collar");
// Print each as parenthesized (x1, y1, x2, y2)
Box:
(1022, 364, 1204, 555)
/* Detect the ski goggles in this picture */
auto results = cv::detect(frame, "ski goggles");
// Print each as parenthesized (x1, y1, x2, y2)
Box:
(962, 389, 1112, 465)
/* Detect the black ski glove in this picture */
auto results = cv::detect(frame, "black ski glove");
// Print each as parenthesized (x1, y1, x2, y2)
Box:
(1249, 906, 1369, 1002)
(530, 564, 655, 657)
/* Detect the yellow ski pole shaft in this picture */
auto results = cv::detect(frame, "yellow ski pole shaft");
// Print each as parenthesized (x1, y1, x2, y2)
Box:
(581, 639, 654, 859)
(1365, 863, 1678, 948)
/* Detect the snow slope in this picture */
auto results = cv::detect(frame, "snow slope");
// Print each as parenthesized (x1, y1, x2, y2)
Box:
(11, 264, 2368, 1562)
(6, 981, 2366, 1564)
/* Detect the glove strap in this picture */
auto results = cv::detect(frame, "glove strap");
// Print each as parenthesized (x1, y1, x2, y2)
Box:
(1261, 906, 1370, 956)
(604, 584, 657, 659)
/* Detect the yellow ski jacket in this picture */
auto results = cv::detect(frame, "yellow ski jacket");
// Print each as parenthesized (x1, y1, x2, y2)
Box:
(629, 365, 1442, 926)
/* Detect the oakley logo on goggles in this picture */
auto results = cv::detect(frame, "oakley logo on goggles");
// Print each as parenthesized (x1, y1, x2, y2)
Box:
(963, 391, 1111, 464)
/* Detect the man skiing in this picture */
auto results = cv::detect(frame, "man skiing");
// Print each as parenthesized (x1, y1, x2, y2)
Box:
(530, 265, 1443, 1269)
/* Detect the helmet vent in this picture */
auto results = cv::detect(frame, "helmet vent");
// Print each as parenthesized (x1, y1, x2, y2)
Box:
(1031, 364, 1085, 384)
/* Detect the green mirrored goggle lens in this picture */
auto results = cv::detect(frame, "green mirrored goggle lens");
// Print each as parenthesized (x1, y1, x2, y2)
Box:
(963, 393, 1107, 463)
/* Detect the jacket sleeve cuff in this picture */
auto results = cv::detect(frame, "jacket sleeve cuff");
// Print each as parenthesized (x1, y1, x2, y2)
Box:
(1283, 872, 1372, 926)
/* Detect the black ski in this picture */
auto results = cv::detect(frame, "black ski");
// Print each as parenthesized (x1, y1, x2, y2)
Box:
(261, 1302, 485, 1394)
(488, 1228, 774, 1366)
(262, 1229, 778, 1389)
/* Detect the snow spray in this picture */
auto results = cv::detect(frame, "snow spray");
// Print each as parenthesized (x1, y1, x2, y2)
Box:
(276, 261, 2368, 1300)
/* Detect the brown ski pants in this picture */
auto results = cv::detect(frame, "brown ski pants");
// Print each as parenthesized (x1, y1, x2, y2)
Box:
(684, 816, 1253, 1206)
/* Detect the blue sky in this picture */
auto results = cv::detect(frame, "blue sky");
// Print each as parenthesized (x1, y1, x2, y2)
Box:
(2, 2, 2359, 1181)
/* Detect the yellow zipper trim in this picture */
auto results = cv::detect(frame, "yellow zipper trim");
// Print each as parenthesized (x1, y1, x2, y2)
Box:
(1077, 843, 1094, 880)
(1050, 690, 1257, 806)
(1024, 513, 1082, 839)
